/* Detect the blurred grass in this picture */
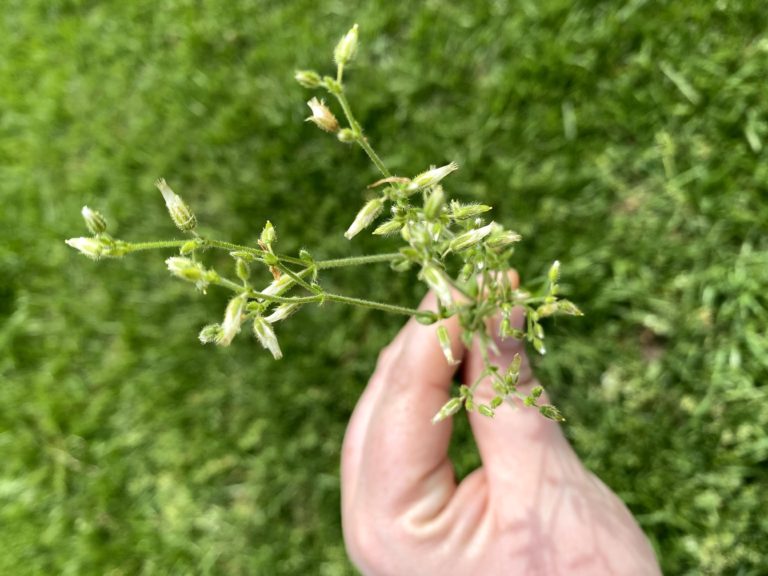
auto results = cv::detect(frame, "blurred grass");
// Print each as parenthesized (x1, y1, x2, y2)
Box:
(1, 0, 767, 573)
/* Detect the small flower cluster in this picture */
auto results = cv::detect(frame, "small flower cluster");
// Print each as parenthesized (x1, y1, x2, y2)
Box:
(66, 24, 581, 423)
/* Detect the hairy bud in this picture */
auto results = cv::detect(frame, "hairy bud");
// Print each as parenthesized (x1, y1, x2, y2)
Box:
(81, 206, 107, 235)
(407, 162, 459, 192)
(345, 198, 384, 239)
(334, 24, 359, 67)
(294, 70, 322, 88)
(156, 178, 197, 232)
(253, 315, 283, 359)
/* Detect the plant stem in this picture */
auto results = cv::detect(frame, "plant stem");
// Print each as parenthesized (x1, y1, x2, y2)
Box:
(275, 263, 319, 294)
(333, 90, 391, 178)
(316, 252, 400, 269)
(124, 240, 186, 252)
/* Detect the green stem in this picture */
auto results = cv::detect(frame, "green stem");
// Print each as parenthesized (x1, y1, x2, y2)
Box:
(124, 240, 186, 252)
(333, 90, 391, 178)
(316, 252, 400, 269)
(205, 239, 305, 266)
(275, 263, 319, 294)
(214, 275, 421, 317)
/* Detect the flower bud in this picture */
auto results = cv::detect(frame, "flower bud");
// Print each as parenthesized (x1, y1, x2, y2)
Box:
(344, 198, 383, 239)
(420, 264, 454, 307)
(486, 229, 522, 249)
(198, 323, 224, 345)
(337, 128, 356, 143)
(450, 201, 492, 220)
(260, 274, 295, 298)
(424, 186, 445, 219)
(334, 24, 359, 66)
(373, 218, 402, 236)
(65, 237, 105, 260)
(165, 256, 210, 291)
(548, 260, 561, 284)
(538, 404, 565, 422)
(265, 303, 300, 323)
(236, 258, 251, 282)
(294, 70, 322, 88)
(557, 299, 584, 316)
(477, 405, 495, 418)
(219, 294, 248, 346)
(432, 397, 463, 424)
(407, 162, 459, 192)
(436, 324, 459, 365)
(156, 178, 197, 232)
(253, 315, 283, 359)
(81, 206, 107, 235)
(260, 220, 276, 246)
(449, 222, 494, 252)
(305, 97, 339, 133)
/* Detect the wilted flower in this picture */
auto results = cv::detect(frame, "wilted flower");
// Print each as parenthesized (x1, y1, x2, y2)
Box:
(253, 315, 283, 359)
(344, 198, 383, 239)
(306, 97, 339, 133)
(155, 178, 197, 232)
(265, 303, 300, 323)
(420, 264, 454, 307)
(218, 294, 248, 346)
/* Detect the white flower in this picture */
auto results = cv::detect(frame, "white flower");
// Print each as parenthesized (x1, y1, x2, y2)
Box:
(407, 162, 459, 192)
(305, 98, 339, 133)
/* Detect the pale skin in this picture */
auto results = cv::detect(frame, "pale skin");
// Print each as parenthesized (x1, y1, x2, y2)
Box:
(341, 273, 662, 576)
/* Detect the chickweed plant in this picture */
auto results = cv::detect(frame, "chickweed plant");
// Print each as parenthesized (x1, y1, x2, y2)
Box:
(66, 25, 580, 424)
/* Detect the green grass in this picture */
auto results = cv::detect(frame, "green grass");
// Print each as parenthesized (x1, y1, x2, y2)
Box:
(2, 0, 767, 573)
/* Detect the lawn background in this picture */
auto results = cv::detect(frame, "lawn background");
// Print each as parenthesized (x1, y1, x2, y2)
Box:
(1, 0, 767, 574)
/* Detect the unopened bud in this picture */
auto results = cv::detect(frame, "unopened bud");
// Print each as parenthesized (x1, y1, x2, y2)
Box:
(477, 405, 495, 418)
(548, 260, 561, 284)
(253, 315, 283, 359)
(81, 206, 107, 235)
(306, 97, 339, 133)
(431, 397, 463, 424)
(538, 404, 565, 422)
(294, 69, 322, 88)
(372, 218, 402, 236)
(344, 198, 383, 239)
(449, 222, 494, 252)
(450, 201, 492, 220)
(337, 128, 356, 143)
(424, 186, 445, 219)
(407, 162, 459, 192)
(260, 220, 276, 246)
(219, 294, 248, 346)
(165, 256, 210, 291)
(65, 237, 105, 260)
(334, 24, 359, 66)
(557, 299, 584, 316)
(260, 274, 295, 298)
(436, 324, 459, 365)
(156, 178, 196, 232)
(236, 258, 251, 282)
(198, 324, 224, 345)
(486, 228, 522, 249)
(421, 264, 454, 307)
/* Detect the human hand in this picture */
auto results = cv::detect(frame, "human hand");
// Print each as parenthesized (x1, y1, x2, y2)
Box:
(341, 274, 661, 575)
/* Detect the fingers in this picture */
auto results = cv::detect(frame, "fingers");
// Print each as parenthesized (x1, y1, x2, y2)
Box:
(342, 290, 464, 526)
(463, 299, 570, 494)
